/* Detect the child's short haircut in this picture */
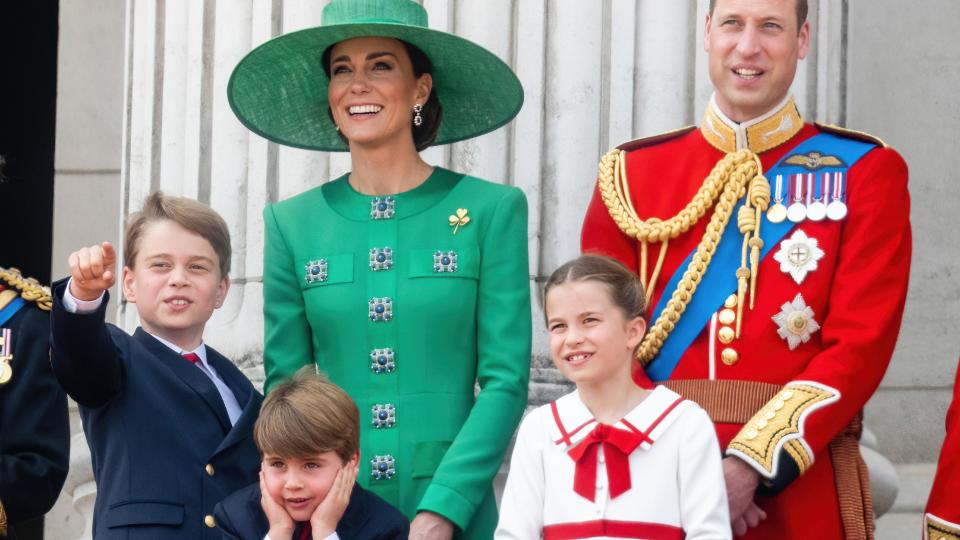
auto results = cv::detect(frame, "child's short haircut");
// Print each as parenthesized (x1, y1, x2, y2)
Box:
(124, 191, 232, 277)
(544, 254, 647, 323)
(254, 367, 359, 463)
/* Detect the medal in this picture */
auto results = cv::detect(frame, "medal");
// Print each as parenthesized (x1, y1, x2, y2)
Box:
(0, 359, 10, 385)
(806, 172, 828, 221)
(786, 173, 807, 223)
(772, 294, 820, 350)
(766, 174, 788, 223)
(0, 328, 11, 386)
(826, 171, 848, 220)
(773, 229, 825, 284)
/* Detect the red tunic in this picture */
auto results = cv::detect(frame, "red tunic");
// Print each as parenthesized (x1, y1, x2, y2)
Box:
(925, 358, 960, 540)
(581, 98, 911, 539)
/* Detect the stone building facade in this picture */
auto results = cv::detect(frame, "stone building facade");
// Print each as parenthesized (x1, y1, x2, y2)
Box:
(44, 1, 960, 538)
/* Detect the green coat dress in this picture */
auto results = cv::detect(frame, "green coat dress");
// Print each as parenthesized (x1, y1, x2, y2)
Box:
(262, 167, 532, 538)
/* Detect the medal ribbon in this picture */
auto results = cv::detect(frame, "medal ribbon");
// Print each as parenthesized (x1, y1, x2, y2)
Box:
(832, 171, 846, 203)
(1, 328, 10, 356)
(773, 174, 784, 203)
(792, 173, 805, 204)
(646, 133, 877, 381)
(567, 423, 649, 502)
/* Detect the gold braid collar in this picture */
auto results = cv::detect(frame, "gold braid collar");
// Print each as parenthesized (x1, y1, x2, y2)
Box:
(598, 148, 769, 366)
(0, 267, 53, 312)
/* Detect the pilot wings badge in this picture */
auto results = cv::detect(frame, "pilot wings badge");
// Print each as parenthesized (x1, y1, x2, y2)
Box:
(783, 152, 845, 171)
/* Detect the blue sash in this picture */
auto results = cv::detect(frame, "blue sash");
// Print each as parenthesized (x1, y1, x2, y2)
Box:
(0, 296, 26, 327)
(646, 133, 876, 382)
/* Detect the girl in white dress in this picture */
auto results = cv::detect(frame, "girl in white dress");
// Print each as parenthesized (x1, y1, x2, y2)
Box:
(496, 255, 731, 540)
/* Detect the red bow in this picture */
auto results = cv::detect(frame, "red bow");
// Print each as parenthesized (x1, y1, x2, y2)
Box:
(567, 423, 649, 502)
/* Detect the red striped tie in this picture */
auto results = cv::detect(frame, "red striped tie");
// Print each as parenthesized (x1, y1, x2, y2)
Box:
(298, 523, 312, 540)
(181, 352, 201, 364)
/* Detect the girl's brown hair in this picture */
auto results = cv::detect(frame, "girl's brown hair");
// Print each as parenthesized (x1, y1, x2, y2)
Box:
(543, 254, 647, 323)
(254, 367, 359, 463)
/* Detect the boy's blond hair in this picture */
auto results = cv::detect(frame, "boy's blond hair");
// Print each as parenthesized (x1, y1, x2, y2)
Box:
(124, 191, 232, 277)
(254, 367, 360, 463)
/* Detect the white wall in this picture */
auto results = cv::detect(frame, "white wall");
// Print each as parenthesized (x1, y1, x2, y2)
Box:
(851, 0, 960, 463)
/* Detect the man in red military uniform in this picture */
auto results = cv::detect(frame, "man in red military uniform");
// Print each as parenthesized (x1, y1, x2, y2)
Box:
(581, 0, 910, 538)
(925, 357, 960, 540)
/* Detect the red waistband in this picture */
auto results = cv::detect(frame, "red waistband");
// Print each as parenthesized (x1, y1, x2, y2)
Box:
(543, 519, 684, 540)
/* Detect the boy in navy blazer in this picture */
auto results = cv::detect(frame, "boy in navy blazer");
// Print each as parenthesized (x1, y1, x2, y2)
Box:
(50, 192, 262, 539)
(214, 368, 408, 540)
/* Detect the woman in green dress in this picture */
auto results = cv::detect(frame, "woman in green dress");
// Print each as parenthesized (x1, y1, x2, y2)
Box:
(228, 1, 531, 538)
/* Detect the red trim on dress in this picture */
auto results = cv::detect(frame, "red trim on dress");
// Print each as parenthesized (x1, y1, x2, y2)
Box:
(551, 401, 573, 445)
(551, 401, 595, 446)
(621, 396, 686, 443)
(543, 519, 684, 540)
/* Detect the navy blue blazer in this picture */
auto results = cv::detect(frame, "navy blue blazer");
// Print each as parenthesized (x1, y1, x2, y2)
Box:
(0, 297, 69, 539)
(214, 483, 409, 540)
(49, 278, 263, 539)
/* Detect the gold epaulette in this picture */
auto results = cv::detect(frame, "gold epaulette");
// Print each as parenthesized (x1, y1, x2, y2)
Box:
(815, 122, 888, 148)
(926, 513, 960, 540)
(0, 267, 53, 312)
(616, 125, 697, 153)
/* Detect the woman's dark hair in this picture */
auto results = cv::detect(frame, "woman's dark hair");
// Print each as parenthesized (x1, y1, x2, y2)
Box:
(543, 254, 647, 324)
(322, 39, 443, 152)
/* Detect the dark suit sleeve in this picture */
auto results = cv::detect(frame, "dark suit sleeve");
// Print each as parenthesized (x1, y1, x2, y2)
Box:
(377, 516, 410, 540)
(0, 305, 70, 522)
(48, 277, 124, 408)
(212, 500, 243, 540)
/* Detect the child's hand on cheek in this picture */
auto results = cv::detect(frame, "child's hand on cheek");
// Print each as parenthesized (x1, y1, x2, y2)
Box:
(310, 460, 358, 537)
(261, 470, 296, 540)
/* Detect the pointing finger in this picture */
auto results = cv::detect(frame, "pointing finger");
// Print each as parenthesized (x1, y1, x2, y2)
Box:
(102, 242, 117, 265)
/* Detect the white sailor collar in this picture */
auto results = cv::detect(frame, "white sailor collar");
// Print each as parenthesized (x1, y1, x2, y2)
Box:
(549, 386, 691, 452)
(701, 93, 804, 154)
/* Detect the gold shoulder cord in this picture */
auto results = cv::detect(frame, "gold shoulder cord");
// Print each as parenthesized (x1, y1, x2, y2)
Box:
(0, 267, 53, 312)
(0, 498, 6, 537)
(598, 149, 769, 366)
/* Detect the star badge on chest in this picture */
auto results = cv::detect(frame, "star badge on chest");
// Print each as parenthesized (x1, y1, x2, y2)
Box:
(773, 230, 825, 284)
(772, 293, 820, 350)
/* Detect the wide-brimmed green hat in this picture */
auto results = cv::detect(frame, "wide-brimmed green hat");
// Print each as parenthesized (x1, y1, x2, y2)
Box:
(228, 0, 524, 152)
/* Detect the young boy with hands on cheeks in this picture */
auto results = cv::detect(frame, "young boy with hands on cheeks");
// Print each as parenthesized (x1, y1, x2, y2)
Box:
(214, 368, 409, 540)
(50, 192, 262, 539)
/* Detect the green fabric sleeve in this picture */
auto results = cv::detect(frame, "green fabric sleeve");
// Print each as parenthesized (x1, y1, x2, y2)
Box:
(262, 203, 315, 394)
(416, 186, 532, 529)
